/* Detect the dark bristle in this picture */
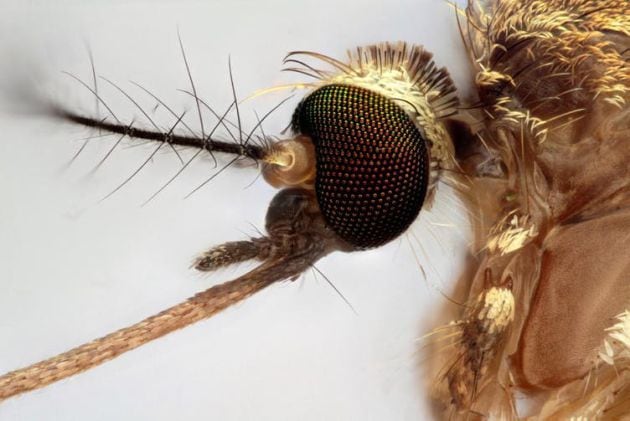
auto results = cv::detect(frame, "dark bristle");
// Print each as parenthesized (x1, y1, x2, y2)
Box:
(53, 108, 267, 161)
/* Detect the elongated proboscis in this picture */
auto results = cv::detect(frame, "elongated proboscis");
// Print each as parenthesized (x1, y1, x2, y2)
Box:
(0, 260, 290, 401)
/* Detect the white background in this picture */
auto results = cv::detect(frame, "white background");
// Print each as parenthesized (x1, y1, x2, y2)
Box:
(0, 1, 471, 420)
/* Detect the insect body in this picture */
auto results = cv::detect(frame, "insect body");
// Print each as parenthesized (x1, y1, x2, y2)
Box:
(430, 0, 630, 418)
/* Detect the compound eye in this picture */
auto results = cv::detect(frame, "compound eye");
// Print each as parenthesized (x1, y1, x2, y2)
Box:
(292, 83, 430, 249)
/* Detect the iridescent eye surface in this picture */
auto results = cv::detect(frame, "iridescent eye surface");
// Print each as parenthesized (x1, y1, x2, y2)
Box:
(292, 83, 430, 249)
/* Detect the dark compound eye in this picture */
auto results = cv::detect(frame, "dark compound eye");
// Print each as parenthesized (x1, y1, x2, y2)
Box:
(292, 83, 430, 249)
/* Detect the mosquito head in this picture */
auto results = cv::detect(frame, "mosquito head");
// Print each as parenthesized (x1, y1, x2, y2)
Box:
(261, 42, 459, 250)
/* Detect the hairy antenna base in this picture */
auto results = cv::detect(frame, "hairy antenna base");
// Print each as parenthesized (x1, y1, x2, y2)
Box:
(261, 135, 316, 188)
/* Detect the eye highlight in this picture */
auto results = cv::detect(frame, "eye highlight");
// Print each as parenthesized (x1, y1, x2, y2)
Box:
(292, 83, 430, 249)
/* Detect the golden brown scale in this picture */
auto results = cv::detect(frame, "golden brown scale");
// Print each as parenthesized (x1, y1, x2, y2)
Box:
(446, 270, 515, 409)
(433, 0, 630, 418)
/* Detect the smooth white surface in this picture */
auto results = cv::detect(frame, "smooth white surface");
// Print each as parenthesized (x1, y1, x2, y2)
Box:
(0, 1, 471, 420)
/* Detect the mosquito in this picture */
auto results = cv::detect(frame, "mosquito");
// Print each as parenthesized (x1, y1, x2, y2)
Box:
(2, 0, 628, 419)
